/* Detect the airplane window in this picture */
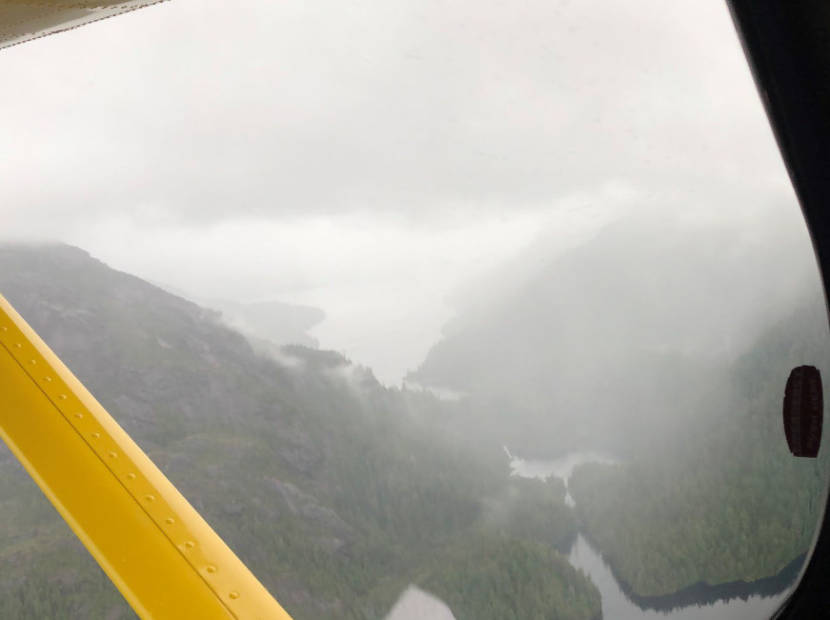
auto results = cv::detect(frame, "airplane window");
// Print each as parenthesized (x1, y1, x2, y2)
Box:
(0, 1, 828, 619)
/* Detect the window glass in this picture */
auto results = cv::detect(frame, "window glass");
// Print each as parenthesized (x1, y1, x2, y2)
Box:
(1, 1, 827, 619)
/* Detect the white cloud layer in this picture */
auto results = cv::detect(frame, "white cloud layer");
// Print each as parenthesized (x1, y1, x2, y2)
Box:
(0, 0, 810, 382)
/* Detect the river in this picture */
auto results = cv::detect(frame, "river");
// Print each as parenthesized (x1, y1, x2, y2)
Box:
(387, 450, 797, 619)
(509, 450, 795, 620)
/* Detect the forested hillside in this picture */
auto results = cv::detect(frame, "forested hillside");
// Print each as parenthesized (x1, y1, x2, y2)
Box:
(411, 213, 816, 458)
(570, 295, 830, 597)
(0, 244, 600, 620)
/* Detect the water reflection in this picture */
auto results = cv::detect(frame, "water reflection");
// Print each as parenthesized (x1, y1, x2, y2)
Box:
(383, 450, 801, 620)
(510, 450, 798, 619)
(569, 534, 790, 620)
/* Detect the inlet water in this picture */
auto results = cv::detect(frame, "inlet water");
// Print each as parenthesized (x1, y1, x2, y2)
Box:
(510, 450, 796, 619)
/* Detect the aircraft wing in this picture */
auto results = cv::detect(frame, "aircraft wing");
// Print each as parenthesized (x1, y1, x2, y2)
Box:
(1, 0, 163, 50)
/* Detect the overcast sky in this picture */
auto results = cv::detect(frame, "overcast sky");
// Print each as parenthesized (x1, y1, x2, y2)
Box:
(0, 0, 809, 383)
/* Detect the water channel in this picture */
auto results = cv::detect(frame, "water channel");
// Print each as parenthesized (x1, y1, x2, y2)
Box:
(510, 451, 796, 619)
(387, 450, 798, 619)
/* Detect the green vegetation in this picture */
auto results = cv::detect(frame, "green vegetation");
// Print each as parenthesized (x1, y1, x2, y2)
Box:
(570, 296, 830, 597)
(423, 537, 600, 620)
(0, 245, 600, 620)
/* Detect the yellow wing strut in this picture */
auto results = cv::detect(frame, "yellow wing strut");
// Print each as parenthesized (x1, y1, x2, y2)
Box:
(0, 294, 292, 620)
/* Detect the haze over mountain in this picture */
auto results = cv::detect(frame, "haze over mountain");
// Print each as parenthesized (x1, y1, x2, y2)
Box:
(0, 0, 789, 390)
(411, 208, 822, 456)
(209, 298, 325, 348)
(0, 243, 600, 620)
(405, 207, 830, 603)
(2, 0, 826, 616)
(1, 226, 826, 619)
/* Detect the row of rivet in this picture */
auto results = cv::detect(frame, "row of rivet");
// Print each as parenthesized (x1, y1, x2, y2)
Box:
(0, 317, 239, 606)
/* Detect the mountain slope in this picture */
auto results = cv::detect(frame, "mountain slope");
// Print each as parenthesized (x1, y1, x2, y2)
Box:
(570, 296, 830, 596)
(411, 212, 819, 457)
(0, 244, 600, 620)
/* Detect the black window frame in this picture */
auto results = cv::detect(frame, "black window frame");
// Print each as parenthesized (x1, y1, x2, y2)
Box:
(727, 2, 830, 616)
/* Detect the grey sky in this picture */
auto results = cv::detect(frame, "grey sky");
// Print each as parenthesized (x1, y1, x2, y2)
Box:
(0, 0, 808, 383)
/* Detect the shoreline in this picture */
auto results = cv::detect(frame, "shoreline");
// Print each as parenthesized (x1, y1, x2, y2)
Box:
(574, 531, 803, 612)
